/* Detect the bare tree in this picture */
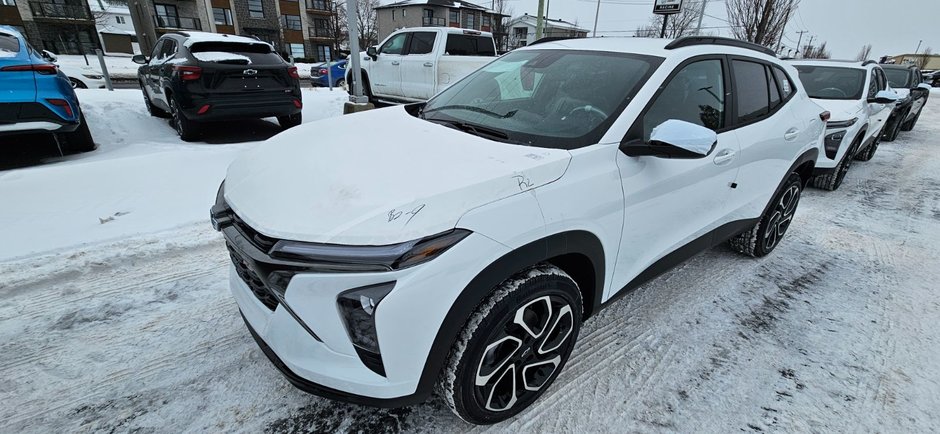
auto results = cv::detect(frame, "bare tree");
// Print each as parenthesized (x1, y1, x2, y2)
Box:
(336, 0, 379, 51)
(854, 44, 873, 62)
(802, 42, 830, 59)
(726, 0, 800, 47)
(634, 0, 705, 38)
(490, 0, 513, 52)
(918, 47, 933, 69)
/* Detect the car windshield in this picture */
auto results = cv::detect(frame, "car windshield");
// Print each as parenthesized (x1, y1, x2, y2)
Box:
(420, 49, 661, 149)
(794, 65, 866, 100)
(883, 68, 911, 89)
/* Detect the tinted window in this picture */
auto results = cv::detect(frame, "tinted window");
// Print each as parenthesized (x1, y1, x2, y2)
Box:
(380, 33, 408, 55)
(733, 60, 770, 123)
(773, 66, 794, 99)
(767, 66, 781, 109)
(150, 40, 165, 60)
(794, 65, 866, 100)
(444, 34, 496, 56)
(876, 69, 887, 91)
(0, 34, 20, 54)
(160, 39, 177, 60)
(868, 71, 878, 98)
(408, 32, 436, 55)
(643, 59, 725, 140)
(884, 68, 911, 88)
(190, 41, 282, 65)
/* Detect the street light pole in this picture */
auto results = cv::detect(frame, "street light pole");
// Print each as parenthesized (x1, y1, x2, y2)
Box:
(592, 0, 601, 37)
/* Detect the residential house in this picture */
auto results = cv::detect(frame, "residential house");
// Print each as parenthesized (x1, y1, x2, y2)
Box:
(507, 13, 587, 50)
(0, 0, 100, 54)
(889, 53, 940, 70)
(374, 0, 507, 43)
(90, 0, 140, 55)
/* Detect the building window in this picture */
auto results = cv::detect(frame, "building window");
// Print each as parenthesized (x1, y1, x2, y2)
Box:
(115, 16, 125, 24)
(391, 9, 395, 21)
(310, 17, 330, 37)
(288, 43, 304, 58)
(212, 8, 233, 25)
(449, 9, 458, 26)
(0, 0, 15, 6)
(247, 0, 263, 18)
(316, 44, 330, 62)
(481, 15, 490, 28)
(463, 11, 475, 29)
(282, 14, 301, 30)
(306, 0, 329, 10)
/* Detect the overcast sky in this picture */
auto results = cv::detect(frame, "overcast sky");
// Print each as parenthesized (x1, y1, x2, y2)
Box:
(458, 0, 938, 59)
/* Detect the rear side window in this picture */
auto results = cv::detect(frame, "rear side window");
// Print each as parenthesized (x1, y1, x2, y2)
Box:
(190, 41, 282, 65)
(408, 32, 436, 55)
(0, 34, 20, 55)
(766, 66, 781, 109)
(772, 66, 794, 99)
(732, 60, 770, 123)
(445, 34, 496, 56)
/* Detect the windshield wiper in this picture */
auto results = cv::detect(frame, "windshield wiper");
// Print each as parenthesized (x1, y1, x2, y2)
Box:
(428, 119, 524, 145)
(422, 105, 517, 119)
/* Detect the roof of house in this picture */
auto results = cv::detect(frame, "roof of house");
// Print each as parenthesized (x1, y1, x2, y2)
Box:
(508, 14, 589, 33)
(375, 0, 500, 14)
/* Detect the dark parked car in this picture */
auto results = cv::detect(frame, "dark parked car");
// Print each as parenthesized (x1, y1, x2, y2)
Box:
(133, 32, 303, 141)
(881, 63, 931, 142)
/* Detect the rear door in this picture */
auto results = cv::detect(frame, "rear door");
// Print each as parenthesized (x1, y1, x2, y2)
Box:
(398, 31, 438, 99)
(370, 32, 408, 97)
(0, 31, 37, 108)
(189, 41, 294, 96)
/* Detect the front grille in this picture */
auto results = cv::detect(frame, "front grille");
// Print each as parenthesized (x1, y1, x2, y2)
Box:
(228, 243, 280, 310)
(232, 214, 278, 253)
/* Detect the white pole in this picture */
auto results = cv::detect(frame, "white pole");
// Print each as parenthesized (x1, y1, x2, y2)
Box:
(694, 0, 707, 35)
(592, 0, 600, 37)
(348, 0, 366, 103)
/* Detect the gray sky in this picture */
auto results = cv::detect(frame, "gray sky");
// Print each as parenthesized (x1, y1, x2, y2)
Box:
(482, 0, 938, 59)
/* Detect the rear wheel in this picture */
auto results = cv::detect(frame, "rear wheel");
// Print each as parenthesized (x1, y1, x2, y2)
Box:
(169, 96, 199, 142)
(55, 112, 96, 154)
(729, 173, 803, 258)
(277, 113, 302, 130)
(900, 109, 921, 132)
(438, 264, 582, 425)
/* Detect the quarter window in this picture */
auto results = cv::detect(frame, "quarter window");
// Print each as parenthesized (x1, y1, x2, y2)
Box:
(379, 32, 408, 55)
(732, 60, 770, 123)
(772, 66, 794, 99)
(642, 59, 726, 141)
(766, 66, 781, 109)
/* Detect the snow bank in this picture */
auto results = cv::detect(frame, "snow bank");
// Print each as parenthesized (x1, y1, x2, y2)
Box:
(192, 51, 251, 64)
(0, 88, 348, 260)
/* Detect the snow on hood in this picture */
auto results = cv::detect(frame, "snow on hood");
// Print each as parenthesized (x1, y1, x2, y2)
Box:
(192, 51, 251, 64)
(810, 98, 864, 123)
(223, 107, 571, 245)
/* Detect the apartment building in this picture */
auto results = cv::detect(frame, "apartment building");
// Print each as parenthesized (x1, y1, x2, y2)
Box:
(127, 0, 336, 60)
(0, 0, 100, 54)
(507, 14, 588, 49)
(375, 0, 507, 42)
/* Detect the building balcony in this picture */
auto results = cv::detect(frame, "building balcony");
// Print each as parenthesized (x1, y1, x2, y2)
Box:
(305, 0, 332, 13)
(422, 17, 445, 26)
(29, 2, 90, 20)
(154, 15, 202, 31)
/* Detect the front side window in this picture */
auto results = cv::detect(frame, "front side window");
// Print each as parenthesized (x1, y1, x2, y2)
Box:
(641, 59, 725, 141)
(379, 32, 408, 55)
(159, 39, 177, 60)
(247, 0, 263, 18)
(407, 32, 435, 55)
(732, 60, 770, 123)
(422, 49, 661, 149)
(884, 68, 911, 89)
(794, 65, 866, 100)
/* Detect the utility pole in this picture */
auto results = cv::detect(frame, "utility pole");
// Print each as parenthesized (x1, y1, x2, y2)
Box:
(794, 30, 808, 58)
(592, 0, 601, 37)
(694, 0, 707, 35)
(535, 0, 546, 40)
(660, 14, 669, 38)
(804, 35, 815, 57)
(914, 39, 923, 54)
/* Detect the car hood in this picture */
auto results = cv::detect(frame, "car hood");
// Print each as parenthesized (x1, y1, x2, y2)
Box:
(223, 107, 571, 245)
(810, 98, 864, 122)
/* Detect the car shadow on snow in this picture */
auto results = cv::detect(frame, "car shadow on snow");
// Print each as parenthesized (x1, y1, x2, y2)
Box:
(0, 134, 70, 171)
(192, 118, 286, 145)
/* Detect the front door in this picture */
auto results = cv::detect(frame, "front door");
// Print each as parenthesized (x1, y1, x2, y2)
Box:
(370, 32, 407, 98)
(866, 69, 890, 140)
(399, 31, 437, 100)
(614, 58, 740, 286)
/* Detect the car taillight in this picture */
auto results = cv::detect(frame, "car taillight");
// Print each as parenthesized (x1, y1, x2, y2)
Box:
(288, 66, 299, 79)
(293, 98, 302, 108)
(1, 64, 58, 75)
(46, 98, 73, 117)
(318, 68, 327, 76)
(174, 65, 202, 81)
(820, 111, 831, 122)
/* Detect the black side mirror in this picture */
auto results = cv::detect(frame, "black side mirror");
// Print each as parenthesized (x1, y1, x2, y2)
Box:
(366, 46, 378, 60)
(132, 54, 149, 65)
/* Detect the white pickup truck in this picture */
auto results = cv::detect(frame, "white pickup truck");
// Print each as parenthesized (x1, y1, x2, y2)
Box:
(349, 27, 498, 103)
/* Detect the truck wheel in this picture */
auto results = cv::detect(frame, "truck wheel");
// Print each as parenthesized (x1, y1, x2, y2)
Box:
(438, 264, 582, 425)
(277, 113, 302, 130)
(729, 173, 802, 258)
(55, 112, 97, 154)
(169, 96, 199, 142)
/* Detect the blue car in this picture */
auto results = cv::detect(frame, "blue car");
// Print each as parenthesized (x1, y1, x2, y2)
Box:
(309, 60, 347, 87)
(0, 25, 94, 152)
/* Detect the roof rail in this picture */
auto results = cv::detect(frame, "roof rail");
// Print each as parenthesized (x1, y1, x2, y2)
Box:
(861, 60, 877, 66)
(528, 36, 576, 46)
(665, 36, 775, 57)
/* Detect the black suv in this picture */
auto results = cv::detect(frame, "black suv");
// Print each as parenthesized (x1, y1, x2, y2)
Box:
(133, 32, 302, 141)
(881, 63, 930, 142)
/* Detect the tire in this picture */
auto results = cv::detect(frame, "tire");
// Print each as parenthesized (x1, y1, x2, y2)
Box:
(169, 95, 199, 142)
(55, 112, 96, 153)
(812, 139, 858, 191)
(900, 109, 921, 132)
(335, 78, 346, 89)
(347, 71, 373, 102)
(277, 112, 302, 130)
(438, 264, 583, 425)
(142, 85, 170, 118)
(855, 133, 881, 162)
(69, 77, 87, 89)
(729, 173, 803, 258)
(882, 112, 904, 142)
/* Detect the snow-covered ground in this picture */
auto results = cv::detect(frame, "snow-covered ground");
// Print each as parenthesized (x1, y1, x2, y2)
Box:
(55, 55, 322, 80)
(1, 91, 940, 433)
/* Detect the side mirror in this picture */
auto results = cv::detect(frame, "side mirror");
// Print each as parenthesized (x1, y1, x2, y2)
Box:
(620, 120, 717, 159)
(366, 46, 378, 60)
(868, 90, 898, 104)
(41, 50, 58, 62)
(916, 83, 932, 91)
(132, 54, 149, 65)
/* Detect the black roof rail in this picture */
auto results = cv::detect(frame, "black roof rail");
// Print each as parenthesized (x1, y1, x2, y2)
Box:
(528, 36, 576, 46)
(861, 60, 877, 66)
(665, 36, 775, 57)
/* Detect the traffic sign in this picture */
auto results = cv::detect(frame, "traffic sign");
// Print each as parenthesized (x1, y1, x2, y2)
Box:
(653, 0, 682, 15)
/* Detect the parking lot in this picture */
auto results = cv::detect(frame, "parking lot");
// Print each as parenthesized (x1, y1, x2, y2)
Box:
(1, 88, 938, 433)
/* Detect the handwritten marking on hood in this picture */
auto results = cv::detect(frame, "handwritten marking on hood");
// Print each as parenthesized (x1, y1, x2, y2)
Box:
(513, 174, 534, 191)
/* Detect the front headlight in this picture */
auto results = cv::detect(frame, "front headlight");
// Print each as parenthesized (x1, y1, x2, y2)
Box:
(269, 229, 471, 272)
(826, 117, 858, 129)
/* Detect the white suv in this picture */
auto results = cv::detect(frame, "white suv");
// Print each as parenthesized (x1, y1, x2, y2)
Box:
(789, 60, 898, 191)
(211, 37, 826, 424)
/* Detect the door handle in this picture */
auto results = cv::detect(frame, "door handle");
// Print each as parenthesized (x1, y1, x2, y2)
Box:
(424, 62, 434, 67)
(713, 148, 735, 165)
(391, 61, 400, 65)
(784, 128, 800, 141)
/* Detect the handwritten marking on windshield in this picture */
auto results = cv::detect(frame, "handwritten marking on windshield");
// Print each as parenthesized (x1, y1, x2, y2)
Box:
(513, 175, 533, 191)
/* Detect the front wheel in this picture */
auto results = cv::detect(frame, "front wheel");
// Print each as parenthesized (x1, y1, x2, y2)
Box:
(855, 134, 881, 162)
(69, 77, 87, 89)
(729, 173, 803, 258)
(438, 264, 582, 425)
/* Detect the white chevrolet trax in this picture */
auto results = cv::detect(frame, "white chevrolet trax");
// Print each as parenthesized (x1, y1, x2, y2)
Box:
(211, 36, 827, 425)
